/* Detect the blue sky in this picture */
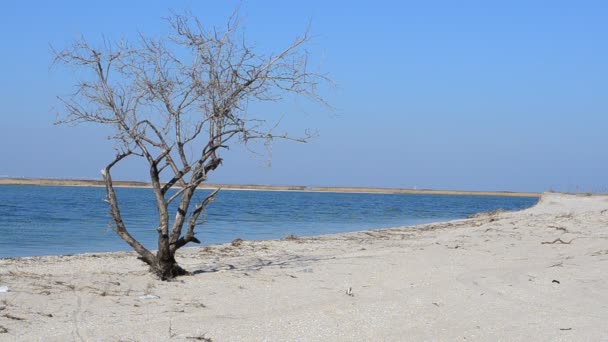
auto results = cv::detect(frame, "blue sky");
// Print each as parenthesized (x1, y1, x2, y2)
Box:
(1, 0, 607, 192)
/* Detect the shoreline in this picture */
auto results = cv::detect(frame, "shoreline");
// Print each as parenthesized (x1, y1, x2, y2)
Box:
(0, 192, 606, 340)
(0, 217, 451, 261)
(0, 177, 539, 197)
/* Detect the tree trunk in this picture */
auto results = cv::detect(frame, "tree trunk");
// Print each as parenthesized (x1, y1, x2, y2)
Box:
(153, 250, 188, 280)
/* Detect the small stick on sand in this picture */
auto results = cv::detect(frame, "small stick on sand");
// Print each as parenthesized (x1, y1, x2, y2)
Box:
(541, 238, 574, 245)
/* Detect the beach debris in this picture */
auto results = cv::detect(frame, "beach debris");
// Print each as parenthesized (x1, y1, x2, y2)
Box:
(552, 280, 561, 284)
(231, 238, 244, 247)
(185, 302, 207, 309)
(560, 328, 572, 331)
(542, 238, 574, 245)
(168, 320, 176, 338)
(547, 225, 568, 232)
(2, 314, 25, 321)
(346, 287, 354, 297)
(186, 334, 213, 341)
(0, 286, 9, 293)
(139, 294, 160, 300)
(591, 249, 608, 256)
(54, 281, 75, 290)
(284, 234, 300, 241)
(0, 326, 7, 334)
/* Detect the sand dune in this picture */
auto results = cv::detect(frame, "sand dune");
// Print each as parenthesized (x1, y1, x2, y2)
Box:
(0, 193, 606, 340)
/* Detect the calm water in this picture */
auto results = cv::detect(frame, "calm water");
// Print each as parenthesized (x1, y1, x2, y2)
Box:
(0, 185, 538, 258)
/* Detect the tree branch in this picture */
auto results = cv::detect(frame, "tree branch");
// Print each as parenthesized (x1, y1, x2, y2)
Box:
(101, 152, 155, 265)
(171, 188, 220, 252)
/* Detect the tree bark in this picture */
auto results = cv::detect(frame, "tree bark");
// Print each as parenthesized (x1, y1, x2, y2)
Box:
(152, 252, 188, 280)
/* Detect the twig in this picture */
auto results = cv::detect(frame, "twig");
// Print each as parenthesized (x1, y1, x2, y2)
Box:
(541, 238, 574, 245)
(186, 335, 213, 341)
(547, 225, 568, 233)
(2, 313, 25, 321)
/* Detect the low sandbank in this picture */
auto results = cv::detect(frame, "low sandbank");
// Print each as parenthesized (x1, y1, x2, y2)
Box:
(0, 177, 539, 197)
(0, 193, 606, 340)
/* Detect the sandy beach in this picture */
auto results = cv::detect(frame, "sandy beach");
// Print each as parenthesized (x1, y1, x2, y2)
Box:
(0, 192, 606, 340)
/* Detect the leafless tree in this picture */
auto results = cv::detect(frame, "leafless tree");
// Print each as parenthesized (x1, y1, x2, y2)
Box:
(53, 12, 329, 279)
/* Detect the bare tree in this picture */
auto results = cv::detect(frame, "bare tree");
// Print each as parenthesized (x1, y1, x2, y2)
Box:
(53, 12, 329, 279)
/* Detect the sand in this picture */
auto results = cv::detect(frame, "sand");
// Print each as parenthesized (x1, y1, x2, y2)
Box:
(0, 193, 606, 341)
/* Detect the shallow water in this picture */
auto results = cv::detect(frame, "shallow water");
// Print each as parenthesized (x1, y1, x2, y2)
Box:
(0, 185, 537, 258)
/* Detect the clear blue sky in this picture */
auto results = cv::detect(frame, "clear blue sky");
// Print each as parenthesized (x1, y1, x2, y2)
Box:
(1, 0, 607, 192)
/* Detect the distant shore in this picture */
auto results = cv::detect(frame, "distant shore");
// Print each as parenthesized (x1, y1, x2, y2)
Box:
(0, 177, 539, 197)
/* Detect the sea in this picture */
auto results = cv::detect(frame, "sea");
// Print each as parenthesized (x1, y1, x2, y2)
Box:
(0, 185, 538, 258)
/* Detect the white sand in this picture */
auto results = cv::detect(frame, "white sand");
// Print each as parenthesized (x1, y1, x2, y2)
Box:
(0, 193, 607, 341)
